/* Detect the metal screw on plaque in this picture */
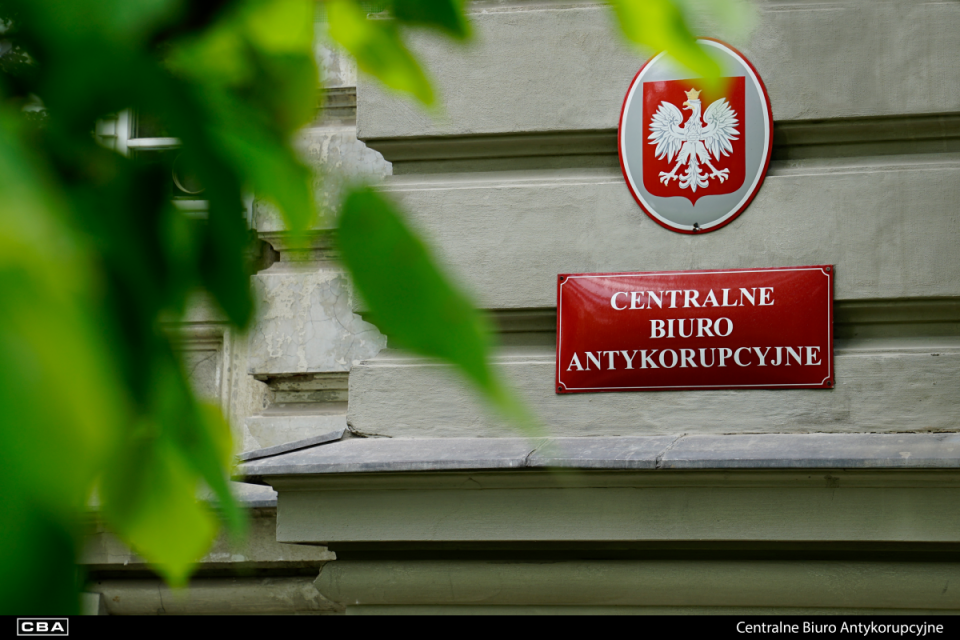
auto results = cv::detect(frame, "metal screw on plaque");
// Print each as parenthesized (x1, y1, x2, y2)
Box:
(559, 276, 565, 282)
(557, 386, 563, 392)
(826, 266, 832, 272)
(693, 222, 700, 232)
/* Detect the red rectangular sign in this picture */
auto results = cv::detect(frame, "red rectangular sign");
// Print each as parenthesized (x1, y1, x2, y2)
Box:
(556, 266, 834, 393)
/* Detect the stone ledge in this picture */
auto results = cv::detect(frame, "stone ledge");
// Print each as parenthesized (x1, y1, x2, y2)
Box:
(238, 426, 346, 462)
(316, 559, 960, 611)
(214, 481, 278, 509)
(238, 433, 960, 481)
(82, 501, 333, 571)
(662, 433, 960, 469)
(365, 114, 960, 174)
(89, 577, 341, 615)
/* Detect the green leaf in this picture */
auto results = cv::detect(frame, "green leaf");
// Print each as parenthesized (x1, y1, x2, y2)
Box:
(391, 0, 471, 39)
(673, 0, 758, 41)
(0, 110, 125, 512)
(165, 3, 319, 232)
(0, 108, 126, 613)
(9, 0, 181, 49)
(200, 179, 256, 328)
(209, 99, 316, 232)
(606, 0, 720, 79)
(252, 52, 320, 132)
(100, 428, 219, 588)
(164, 20, 253, 87)
(242, 0, 315, 54)
(99, 344, 245, 585)
(166, 0, 319, 131)
(0, 494, 79, 615)
(337, 186, 539, 434)
(162, 345, 248, 537)
(159, 361, 247, 541)
(0, 0, 321, 609)
(326, 0, 435, 105)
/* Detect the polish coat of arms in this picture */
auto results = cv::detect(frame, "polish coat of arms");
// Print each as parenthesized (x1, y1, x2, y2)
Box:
(641, 77, 746, 205)
(649, 87, 738, 191)
(618, 40, 773, 233)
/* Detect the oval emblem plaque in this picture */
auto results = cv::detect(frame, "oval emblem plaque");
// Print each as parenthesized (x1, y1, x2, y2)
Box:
(618, 39, 773, 234)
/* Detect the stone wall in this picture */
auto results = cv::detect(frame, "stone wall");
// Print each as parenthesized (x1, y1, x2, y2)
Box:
(85, 0, 960, 614)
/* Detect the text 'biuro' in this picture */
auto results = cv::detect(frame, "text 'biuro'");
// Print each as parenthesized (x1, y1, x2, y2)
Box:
(556, 267, 834, 391)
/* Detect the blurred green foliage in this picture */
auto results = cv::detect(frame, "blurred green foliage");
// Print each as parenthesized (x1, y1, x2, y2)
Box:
(0, 0, 313, 611)
(0, 0, 736, 614)
(338, 188, 540, 436)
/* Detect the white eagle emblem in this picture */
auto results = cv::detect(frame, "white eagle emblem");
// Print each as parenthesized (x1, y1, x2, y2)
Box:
(648, 88, 739, 192)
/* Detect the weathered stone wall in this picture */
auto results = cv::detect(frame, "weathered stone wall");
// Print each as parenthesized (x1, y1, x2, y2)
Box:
(82, 23, 389, 613)
(236, 34, 391, 453)
(347, 0, 960, 439)
(86, 1, 960, 614)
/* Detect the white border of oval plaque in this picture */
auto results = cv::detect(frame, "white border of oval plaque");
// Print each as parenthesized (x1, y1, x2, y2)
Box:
(618, 39, 773, 234)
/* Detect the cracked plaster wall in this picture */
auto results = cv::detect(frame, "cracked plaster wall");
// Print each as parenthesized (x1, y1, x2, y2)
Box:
(182, 348, 222, 401)
(248, 269, 386, 375)
(315, 39, 355, 89)
(252, 123, 391, 232)
(254, 40, 390, 231)
(301, 124, 391, 214)
(231, 44, 392, 451)
(247, 48, 391, 377)
(84, 38, 383, 608)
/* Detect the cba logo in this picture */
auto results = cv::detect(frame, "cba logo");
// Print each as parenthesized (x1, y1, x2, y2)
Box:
(16, 619, 68, 636)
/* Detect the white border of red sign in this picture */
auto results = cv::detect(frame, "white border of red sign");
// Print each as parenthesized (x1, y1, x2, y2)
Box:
(556, 265, 833, 392)
(617, 39, 774, 234)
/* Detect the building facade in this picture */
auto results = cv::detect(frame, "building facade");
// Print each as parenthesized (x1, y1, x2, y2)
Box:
(85, 0, 960, 614)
